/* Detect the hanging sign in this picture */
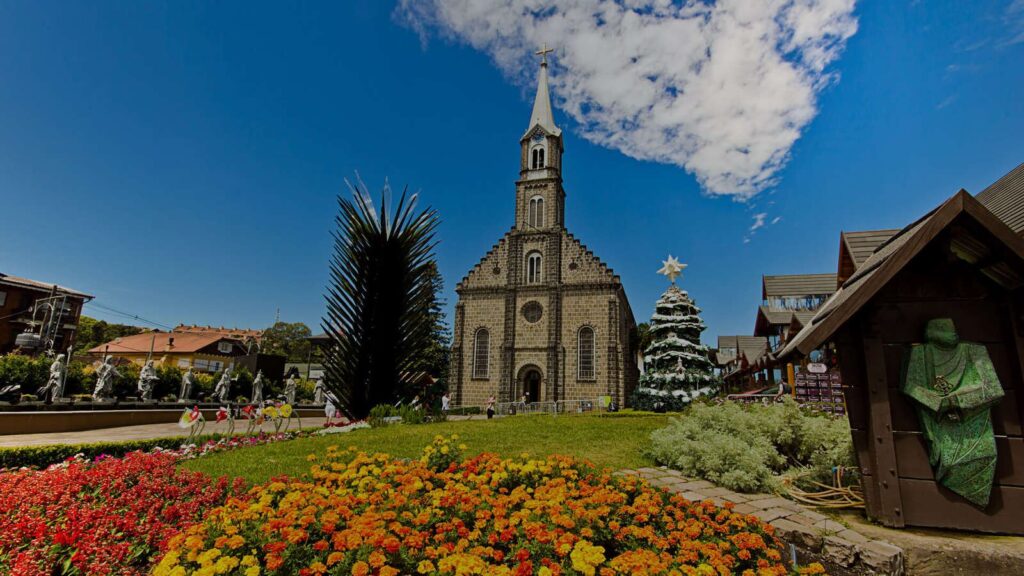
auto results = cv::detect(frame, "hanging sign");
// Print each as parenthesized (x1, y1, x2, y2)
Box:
(807, 363, 828, 374)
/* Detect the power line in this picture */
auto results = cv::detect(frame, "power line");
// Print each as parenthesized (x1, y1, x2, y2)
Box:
(83, 301, 175, 331)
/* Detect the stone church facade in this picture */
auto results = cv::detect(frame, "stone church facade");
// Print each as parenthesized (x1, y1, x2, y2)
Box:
(450, 56, 638, 408)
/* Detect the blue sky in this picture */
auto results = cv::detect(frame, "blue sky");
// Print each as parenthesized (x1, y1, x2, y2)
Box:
(1, 1, 1022, 344)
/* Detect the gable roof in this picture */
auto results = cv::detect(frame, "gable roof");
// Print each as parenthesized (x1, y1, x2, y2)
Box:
(0, 273, 92, 300)
(90, 331, 245, 355)
(718, 335, 770, 362)
(837, 229, 901, 286)
(753, 306, 796, 337)
(976, 161, 1024, 236)
(841, 229, 901, 268)
(762, 274, 837, 299)
(780, 190, 1024, 358)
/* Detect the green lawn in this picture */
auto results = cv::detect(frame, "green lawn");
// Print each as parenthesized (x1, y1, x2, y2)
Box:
(183, 413, 671, 484)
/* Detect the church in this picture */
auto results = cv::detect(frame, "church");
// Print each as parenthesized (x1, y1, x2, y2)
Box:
(450, 52, 639, 408)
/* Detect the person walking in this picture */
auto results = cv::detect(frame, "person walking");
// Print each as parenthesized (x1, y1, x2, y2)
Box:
(324, 392, 338, 425)
(441, 392, 451, 414)
(486, 396, 495, 419)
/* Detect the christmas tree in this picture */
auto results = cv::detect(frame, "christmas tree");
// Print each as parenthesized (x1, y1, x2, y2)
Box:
(631, 256, 718, 411)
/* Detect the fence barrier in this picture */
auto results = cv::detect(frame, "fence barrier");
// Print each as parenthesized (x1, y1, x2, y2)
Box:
(445, 398, 610, 417)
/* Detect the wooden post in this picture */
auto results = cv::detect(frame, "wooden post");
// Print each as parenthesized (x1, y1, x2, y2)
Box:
(1009, 296, 1024, 425)
(787, 363, 796, 397)
(861, 316, 905, 527)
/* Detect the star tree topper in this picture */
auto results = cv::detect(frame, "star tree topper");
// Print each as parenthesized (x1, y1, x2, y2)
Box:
(658, 255, 687, 284)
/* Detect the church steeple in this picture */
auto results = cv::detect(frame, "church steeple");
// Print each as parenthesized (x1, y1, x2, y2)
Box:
(517, 45, 565, 232)
(525, 45, 561, 138)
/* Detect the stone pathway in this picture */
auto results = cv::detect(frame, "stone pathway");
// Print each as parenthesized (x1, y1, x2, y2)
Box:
(619, 467, 904, 576)
(0, 417, 331, 447)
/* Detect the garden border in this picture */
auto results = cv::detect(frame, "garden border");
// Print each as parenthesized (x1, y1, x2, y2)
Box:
(619, 467, 905, 576)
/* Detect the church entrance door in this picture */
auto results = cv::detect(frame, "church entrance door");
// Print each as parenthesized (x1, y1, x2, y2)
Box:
(519, 367, 542, 404)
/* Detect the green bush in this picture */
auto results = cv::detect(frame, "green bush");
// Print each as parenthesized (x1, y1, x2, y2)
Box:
(0, 435, 206, 470)
(367, 403, 435, 426)
(0, 355, 48, 392)
(647, 399, 855, 494)
(0, 428, 319, 470)
(0, 355, 94, 398)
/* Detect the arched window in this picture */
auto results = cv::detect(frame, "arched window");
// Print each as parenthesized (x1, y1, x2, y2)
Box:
(473, 329, 489, 379)
(526, 252, 543, 284)
(531, 146, 546, 169)
(528, 196, 545, 228)
(578, 326, 595, 380)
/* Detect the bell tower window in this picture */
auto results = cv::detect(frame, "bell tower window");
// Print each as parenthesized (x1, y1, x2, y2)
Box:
(528, 196, 545, 228)
(526, 252, 543, 284)
(531, 146, 546, 169)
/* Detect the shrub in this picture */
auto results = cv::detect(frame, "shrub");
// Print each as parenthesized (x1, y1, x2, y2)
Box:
(155, 438, 823, 576)
(295, 378, 317, 403)
(0, 451, 243, 576)
(0, 355, 98, 398)
(0, 431, 272, 470)
(367, 403, 438, 426)
(648, 398, 856, 494)
(0, 354, 48, 393)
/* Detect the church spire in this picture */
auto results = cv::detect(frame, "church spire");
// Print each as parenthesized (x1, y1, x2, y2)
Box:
(525, 44, 561, 137)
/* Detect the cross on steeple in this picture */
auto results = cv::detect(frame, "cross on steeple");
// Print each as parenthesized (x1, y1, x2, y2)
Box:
(535, 43, 554, 65)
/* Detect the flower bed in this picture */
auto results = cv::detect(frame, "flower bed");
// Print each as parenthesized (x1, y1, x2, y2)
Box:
(1, 422, 366, 470)
(0, 452, 245, 576)
(157, 435, 825, 575)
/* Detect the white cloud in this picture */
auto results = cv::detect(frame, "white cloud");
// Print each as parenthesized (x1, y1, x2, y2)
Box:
(397, 0, 859, 199)
(750, 212, 768, 232)
(1007, 0, 1024, 45)
(771, 216, 782, 225)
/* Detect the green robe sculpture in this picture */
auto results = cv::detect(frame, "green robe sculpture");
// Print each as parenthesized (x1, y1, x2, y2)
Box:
(901, 318, 1004, 507)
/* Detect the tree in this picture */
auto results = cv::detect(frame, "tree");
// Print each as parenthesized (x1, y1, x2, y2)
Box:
(261, 321, 313, 362)
(322, 180, 440, 420)
(407, 261, 451, 411)
(631, 284, 718, 411)
(73, 316, 144, 355)
(409, 261, 450, 377)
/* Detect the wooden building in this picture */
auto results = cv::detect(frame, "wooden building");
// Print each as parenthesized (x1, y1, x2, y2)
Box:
(780, 190, 1024, 534)
(0, 273, 92, 355)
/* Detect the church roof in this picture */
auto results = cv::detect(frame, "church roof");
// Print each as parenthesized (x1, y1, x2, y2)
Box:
(523, 60, 561, 138)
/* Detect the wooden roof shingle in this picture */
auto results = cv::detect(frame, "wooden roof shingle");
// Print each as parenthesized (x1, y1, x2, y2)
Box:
(762, 273, 837, 299)
(841, 229, 901, 268)
(977, 161, 1024, 237)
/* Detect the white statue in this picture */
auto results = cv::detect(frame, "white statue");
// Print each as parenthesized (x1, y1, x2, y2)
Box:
(313, 379, 327, 405)
(284, 375, 297, 405)
(137, 360, 158, 401)
(92, 356, 120, 401)
(212, 370, 232, 403)
(37, 354, 66, 402)
(178, 367, 195, 402)
(251, 370, 266, 404)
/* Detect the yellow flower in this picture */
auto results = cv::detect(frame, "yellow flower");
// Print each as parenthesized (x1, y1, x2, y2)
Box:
(417, 560, 436, 574)
(570, 540, 606, 576)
